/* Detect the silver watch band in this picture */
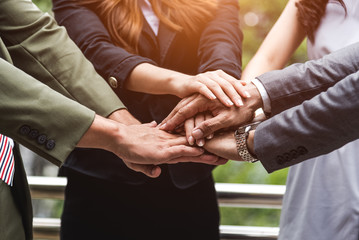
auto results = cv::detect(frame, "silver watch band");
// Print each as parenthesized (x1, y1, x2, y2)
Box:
(234, 122, 261, 163)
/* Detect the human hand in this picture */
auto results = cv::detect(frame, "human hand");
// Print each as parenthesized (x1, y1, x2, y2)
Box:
(174, 70, 250, 107)
(108, 109, 141, 125)
(204, 131, 241, 161)
(184, 112, 214, 146)
(78, 116, 227, 178)
(160, 82, 262, 140)
(109, 122, 228, 177)
(204, 128, 257, 161)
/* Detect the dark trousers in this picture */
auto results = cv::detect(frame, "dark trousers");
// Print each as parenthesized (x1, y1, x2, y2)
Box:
(60, 168, 220, 240)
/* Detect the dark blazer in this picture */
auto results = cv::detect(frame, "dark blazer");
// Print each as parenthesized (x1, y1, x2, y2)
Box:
(255, 42, 359, 173)
(53, 0, 243, 188)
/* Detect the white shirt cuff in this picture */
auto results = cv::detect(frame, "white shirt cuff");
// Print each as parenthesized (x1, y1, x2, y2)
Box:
(251, 78, 271, 114)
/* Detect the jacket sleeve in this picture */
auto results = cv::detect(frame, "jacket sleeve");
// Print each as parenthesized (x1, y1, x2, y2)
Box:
(52, 0, 156, 95)
(197, 0, 243, 79)
(256, 42, 359, 116)
(254, 43, 359, 172)
(0, 58, 95, 166)
(256, 70, 359, 173)
(0, 0, 125, 117)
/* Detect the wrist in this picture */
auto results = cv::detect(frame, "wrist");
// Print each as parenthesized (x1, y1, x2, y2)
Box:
(247, 130, 255, 157)
(167, 71, 190, 98)
(235, 122, 259, 162)
(108, 109, 140, 125)
(77, 115, 124, 153)
(245, 83, 263, 110)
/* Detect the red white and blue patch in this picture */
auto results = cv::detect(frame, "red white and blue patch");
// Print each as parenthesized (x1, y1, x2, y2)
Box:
(0, 134, 15, 186)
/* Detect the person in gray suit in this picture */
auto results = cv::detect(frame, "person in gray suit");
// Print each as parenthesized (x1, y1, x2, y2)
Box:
(160, 41, 359, 172)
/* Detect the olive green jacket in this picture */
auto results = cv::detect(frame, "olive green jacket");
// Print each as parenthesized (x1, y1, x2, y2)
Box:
(0, 0, 125, 165)
(0, 1, 125, 239)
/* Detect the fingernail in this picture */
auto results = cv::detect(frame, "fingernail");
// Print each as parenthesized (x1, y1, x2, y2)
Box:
(245, 91, 251, 98)
(210, 93, 216, 99)
(159, 123, 166, 129)
(192, 129, 204, 139)
(197, 139, 205, 147)
(207, 134, 214, 139)
(236, 98, 243, 106)
(188, 136, 195, 145)
(227, 99, 234, 106)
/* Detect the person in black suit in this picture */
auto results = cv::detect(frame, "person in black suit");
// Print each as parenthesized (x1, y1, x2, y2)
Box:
(52, 0, 244, 239)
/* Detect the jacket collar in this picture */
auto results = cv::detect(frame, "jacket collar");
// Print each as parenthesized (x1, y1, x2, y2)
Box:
(141, 16, 176, 65)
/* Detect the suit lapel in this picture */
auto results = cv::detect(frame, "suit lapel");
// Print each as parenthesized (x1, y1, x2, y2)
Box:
(157, 24, 176, 66)
(0, 38, 13, 64)
(140, 13, 177, 66)
(141, 17, 157, 47)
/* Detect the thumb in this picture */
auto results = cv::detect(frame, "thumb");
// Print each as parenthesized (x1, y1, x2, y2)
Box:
(143, 121, 157, 128)
(124, 162, 162, 178)
(191, 115, 229, 140)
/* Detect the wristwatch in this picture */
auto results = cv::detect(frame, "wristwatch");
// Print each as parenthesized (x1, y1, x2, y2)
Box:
(234, 121, 261, 163)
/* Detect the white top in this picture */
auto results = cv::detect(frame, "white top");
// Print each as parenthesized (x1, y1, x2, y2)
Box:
(8, 137, 14, 148)
(279, 1, 359, 240)
(139, 0, 160, 36)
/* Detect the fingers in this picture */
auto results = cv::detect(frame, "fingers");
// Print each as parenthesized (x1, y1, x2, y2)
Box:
(198, 70, 251, 108)
(124, 161, 162, 178)
(163, 145, 205, 160)
(204, 112, 214, 140)
(159, 95, 197, 130)
(197, 74, 234, 107)
(143, 121, 157, 128)
(217, 71, 252, 100)
(194, 114, 205, 146)
(184, 118, 195, 145)
(160, 94, 206, 131)
(167, 154, 229, 166)
(191, 114, 229, 139)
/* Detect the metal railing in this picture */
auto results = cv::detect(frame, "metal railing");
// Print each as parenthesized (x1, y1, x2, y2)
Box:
(29, 176, 284, 240)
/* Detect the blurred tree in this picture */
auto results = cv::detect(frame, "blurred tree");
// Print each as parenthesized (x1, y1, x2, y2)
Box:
(32, 0, 52, 12)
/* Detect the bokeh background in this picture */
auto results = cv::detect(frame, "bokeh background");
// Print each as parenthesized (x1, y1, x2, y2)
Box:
(28, 0, 308, 228)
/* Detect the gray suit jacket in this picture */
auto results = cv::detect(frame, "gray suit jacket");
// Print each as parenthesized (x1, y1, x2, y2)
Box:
(255, 42, 359, 173)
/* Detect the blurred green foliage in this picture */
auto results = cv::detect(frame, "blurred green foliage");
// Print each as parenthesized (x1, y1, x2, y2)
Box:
(32, 0, 308, 227)
(32, 0, 52, 12)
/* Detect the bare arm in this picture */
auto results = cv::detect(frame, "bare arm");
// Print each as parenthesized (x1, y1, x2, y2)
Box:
(127, 63, 248, 107)
(241, 0, 306, 80)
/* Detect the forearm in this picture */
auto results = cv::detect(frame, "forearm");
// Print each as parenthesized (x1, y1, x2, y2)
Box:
(242, 0, 305, 81)
(126, 63, 188, 97)
(257, 42, 359, 116)
(0, 59, 95, 166)
(242, 55, 287, 81)
(77, 115, 123, 151)
(255, 71, 359, 172)
(52, 0, 155, 96)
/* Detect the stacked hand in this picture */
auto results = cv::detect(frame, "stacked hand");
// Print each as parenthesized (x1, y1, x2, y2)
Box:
(160, 82, 263, 161)
(78, 109, 228, 178)
(82, 78, 263, 178)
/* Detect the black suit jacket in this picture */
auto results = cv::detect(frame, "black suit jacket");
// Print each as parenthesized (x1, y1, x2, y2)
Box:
(53, 0, 242, 188)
